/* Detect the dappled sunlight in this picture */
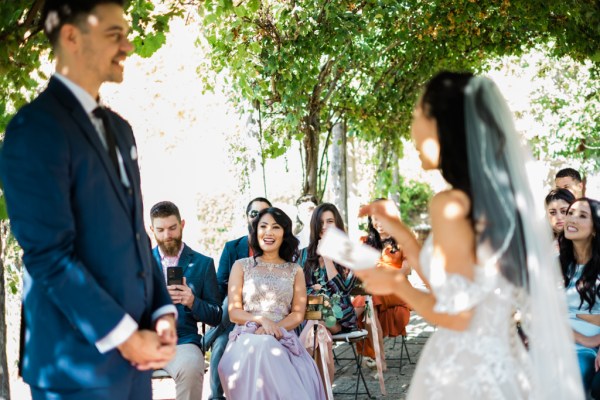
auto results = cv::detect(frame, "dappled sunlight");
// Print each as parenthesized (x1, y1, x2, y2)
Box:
(270, 347, 283, 356)
(421, 138, 440, 161)
(86, 15, 99, 27)
(442, 201, 462, 219)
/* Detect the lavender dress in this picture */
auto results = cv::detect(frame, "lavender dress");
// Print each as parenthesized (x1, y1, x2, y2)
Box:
(218, 257, 326, 400)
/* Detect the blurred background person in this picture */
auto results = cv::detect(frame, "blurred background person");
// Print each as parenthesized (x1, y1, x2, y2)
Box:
(545, 188, 576, 250)
(294, 194, 319, 249)
(555, 167, 585, 199)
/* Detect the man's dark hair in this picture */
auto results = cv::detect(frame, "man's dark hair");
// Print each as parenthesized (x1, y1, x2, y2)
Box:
(42, 0, 125, 47)
(555, 168, 582, 183)
(150, 201, 181, 223)
(245, 197, 272, 215)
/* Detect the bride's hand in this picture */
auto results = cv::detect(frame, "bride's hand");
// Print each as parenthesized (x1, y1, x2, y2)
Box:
(354, 267, 406, 296)
(257, 317, 283, 339)
(359, 200, 404, 234)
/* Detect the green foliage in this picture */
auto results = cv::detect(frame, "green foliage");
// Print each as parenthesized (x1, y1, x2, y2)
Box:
(527, 56, 600, 171)
(196, 0, 600, 195)
(374, 169, 434, 227)
(0, 0, 182, 134)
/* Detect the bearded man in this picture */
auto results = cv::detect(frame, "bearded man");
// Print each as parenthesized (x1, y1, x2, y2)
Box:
(150, 201, 222, 400)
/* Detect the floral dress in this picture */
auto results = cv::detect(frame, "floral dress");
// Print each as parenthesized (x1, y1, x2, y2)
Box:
(299, 248, 358, 331)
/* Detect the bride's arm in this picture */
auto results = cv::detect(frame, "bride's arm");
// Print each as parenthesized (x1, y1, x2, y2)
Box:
(356, 191, 476, 331)
(276, 267, 308, 331)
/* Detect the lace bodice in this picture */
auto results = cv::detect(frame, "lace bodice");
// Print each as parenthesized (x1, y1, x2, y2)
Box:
(408, 237, 530, 400)
(240, 257, 300, 323)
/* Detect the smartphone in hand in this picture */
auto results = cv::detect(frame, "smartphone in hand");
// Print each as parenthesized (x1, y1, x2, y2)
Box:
(167, 266, 183, 286)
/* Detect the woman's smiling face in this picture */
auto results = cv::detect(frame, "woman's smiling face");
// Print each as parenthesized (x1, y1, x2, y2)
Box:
(564, 200, 594, 243)
(257, 212, 284, 252)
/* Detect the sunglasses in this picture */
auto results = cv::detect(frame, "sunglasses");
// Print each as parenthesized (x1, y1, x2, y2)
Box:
(248, 210, 260, 218)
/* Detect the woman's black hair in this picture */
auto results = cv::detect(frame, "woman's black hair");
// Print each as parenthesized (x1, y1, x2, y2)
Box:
(560, 198, 600, 312)
(545, 188, 576, 206)
(304, 203, 348, 284)
(364, 198, 399, 252)
(249, 207, 299, 263)
(420, 71, 474, 200)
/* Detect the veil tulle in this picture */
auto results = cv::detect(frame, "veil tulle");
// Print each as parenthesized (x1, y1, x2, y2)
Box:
(464, 77, 584, 399)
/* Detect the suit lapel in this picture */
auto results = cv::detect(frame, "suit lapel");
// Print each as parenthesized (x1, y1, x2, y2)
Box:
(178, 245, 193, 275)
(48, 78, 130, 214)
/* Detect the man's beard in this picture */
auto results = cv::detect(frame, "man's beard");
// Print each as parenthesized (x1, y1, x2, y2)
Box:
(157, 237, 183, 257)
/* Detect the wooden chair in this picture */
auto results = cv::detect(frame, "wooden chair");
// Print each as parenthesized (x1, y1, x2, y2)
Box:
(305, 294, 325, 359)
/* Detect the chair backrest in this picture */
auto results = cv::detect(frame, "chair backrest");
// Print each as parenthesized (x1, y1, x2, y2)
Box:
(305, 294, 324, 321)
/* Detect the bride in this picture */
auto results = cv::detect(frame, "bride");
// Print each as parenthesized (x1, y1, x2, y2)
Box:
(355, 72, 583, 399)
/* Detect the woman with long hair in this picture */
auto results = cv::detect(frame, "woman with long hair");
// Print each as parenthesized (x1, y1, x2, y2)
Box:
(559, 198, 600, 394)
(300, 202, 358, 333)
(218, 207, 326, 400)
(545, 188, 576, 238)
(354, 72, 582, 398)
(353, 199, 412, 366)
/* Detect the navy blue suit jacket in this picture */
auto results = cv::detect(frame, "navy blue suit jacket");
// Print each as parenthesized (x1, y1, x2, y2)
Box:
(152, 244, 221, 348)
(0, 77, 173, 390)
(216, 235, 250, 300)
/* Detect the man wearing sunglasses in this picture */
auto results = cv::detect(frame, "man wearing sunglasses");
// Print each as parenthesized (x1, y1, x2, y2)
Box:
(203, 197, 271, 400)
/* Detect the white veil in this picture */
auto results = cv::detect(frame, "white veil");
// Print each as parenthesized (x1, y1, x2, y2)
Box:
(464, 77, 584, 399)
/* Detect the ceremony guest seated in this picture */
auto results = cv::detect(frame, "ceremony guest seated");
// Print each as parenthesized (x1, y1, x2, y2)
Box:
(560, 198, 600, 394)
(203, 197, 271, 400)
(555, 167, 585, 198)
(218, 208, 326, 400)
(150, 201, 222, 400)
(298, 203, 358, 385)
(353, 199, 412, 367)
(545, 188, 575, 251)
(294, 194, 319, 249)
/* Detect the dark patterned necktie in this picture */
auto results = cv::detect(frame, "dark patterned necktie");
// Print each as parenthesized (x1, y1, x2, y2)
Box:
(92, 106, 120, 174)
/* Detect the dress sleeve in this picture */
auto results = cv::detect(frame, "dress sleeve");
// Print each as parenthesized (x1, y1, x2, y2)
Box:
(325, 269, 357, 295)
(432, 269, 495, 315)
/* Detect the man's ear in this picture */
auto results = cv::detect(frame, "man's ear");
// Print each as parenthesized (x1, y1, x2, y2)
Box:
(180, 219, 186, 230)
(149, 225, 155, 233)
(58, 23, 82, 53)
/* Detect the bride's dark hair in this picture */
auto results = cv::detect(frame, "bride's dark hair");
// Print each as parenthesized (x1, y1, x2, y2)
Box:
(420, 71, 474, 200)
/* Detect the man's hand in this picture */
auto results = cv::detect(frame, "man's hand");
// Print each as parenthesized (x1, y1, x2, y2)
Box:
(117, 330, 176, 370)
(167, 277, 195, 308)
(155, 314, 177, 346)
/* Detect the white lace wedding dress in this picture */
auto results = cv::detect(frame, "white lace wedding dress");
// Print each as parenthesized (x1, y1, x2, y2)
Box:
(407, 237, 531, 399)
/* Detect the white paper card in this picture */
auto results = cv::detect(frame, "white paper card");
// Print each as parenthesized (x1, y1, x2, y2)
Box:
(317, 227, 380, 270)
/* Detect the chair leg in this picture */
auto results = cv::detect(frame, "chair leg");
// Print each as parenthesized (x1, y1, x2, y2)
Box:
(402, 335, 413, 364)
(349, 340, 373, 400)
(312, 324, 318, 359)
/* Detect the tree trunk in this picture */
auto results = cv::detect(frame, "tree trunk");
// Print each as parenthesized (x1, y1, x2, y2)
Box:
(0, 221, 10, 400)
(330, 120, 348, 225)
(302, 112, 320, 197)
(390, 152, 401, 217)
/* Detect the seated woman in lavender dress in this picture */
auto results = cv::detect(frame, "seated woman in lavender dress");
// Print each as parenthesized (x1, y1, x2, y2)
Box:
(218, 207, 326, 400)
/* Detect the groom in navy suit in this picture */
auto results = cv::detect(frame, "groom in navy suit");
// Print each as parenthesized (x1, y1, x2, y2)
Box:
(0, 1, 176, 399)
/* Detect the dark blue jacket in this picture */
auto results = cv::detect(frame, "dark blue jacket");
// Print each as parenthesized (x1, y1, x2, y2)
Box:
(152, 244, 222, 348)
(0, 77, 173, 390)
(216, 235, 249, 299)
